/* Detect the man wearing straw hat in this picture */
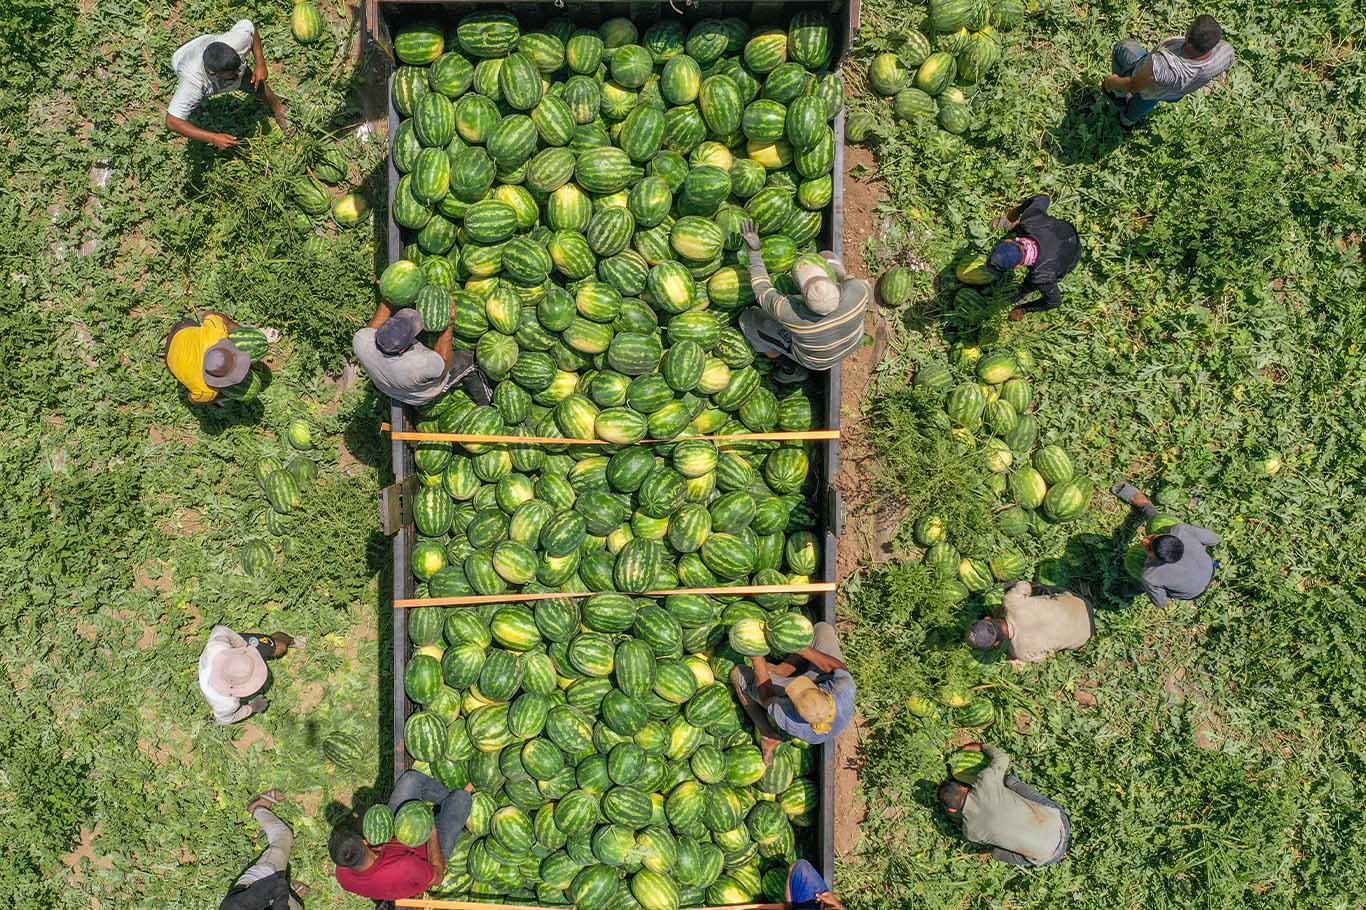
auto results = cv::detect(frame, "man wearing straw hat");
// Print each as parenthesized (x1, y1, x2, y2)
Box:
(164, 311, 256, 405)
(198, 625, 295, 724)
(729, 622, 856, 763)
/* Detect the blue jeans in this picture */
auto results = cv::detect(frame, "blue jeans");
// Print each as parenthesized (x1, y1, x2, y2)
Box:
(1112, 40, 1162, 124)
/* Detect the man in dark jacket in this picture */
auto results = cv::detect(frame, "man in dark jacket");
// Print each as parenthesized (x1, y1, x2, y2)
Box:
(988, 195, 1081, 320)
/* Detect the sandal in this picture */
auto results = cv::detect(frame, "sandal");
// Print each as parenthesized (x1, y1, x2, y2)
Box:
(247, 789, 285, 813)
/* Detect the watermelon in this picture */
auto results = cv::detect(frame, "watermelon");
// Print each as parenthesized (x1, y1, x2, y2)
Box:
(929, 0, 976, 33)
(1043, 476, 1093, 522)
(914, 52, 957, 96)
(456, 11, 520, 58)
(893, 87, 937, 121)
(948, 748, 991, 783)
(363, 804, 394, 845)
(788, 9, 832, 69)
(394, 800, 436, 846)
(291, 1, 324, 43)
(867, 53, 909, 96)
(743, 29, 788, 74)
(1032, 445, 1075, 484)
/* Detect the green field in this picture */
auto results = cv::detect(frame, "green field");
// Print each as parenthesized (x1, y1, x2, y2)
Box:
(0, 0, 1363, 909)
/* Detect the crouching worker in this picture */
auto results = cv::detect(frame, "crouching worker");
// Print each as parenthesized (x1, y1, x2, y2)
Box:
(166, 19, 289, 150)
(164, 312, 261, 406)
(332, 770, 474, 901)
(199, 626, 294, 724)
(352, 300, 491, 407)
(737, 219, 870, 383)
(1112, 481, 1221, 607)
(729, 622, 856, 763)
(988, 195, 1081, 320)
(939, 743, 1070, 866)
(968, 580, 1094, 663)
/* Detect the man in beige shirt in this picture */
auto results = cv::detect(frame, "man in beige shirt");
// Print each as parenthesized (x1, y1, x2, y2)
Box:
(939, 744, 1070, 866)
(967, 581, 1094, 662)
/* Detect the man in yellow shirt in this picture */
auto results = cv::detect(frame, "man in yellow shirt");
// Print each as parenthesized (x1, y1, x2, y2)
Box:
(164, 312, 251, 404)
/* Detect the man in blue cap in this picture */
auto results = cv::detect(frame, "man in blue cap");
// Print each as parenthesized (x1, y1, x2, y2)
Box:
(988, 195, 1081, 320)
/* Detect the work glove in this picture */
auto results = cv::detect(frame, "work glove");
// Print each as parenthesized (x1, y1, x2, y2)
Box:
(739, 218, 762, 252)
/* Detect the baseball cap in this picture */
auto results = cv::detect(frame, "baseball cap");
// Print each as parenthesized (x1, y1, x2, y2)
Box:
(375, 308, 424, 355)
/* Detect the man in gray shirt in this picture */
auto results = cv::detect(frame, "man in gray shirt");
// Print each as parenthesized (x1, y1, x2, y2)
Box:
(1113, 483, 1221, 607)
(1103, 15, 1235, 128)
(353, 300, 489, 407)
(736, 219, 869, 383)
(939, 744, 1069, 866)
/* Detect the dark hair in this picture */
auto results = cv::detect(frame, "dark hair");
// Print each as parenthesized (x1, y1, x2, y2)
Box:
(203, 41, 242, 74)
(1187, 15, 1223, 54)
(329, 830, 369, 868)
(967, 619, 1001, 649)
(1151, 534, 1185, 565)
(938, 780, 969, 815)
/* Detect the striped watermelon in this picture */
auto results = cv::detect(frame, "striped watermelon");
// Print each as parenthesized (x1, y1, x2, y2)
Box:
(456, 11, 520, 58)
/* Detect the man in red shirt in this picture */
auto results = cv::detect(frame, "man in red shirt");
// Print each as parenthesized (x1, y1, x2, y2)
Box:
(331, 771, 473, 900)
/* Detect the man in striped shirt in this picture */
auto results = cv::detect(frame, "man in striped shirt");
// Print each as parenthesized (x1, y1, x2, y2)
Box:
(738, 219, 870, 381)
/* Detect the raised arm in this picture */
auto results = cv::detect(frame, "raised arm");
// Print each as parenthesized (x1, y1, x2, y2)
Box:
(368, 299, 395, 330)
(432, 324, 456, 369)
(1192, 525, 1222, 547)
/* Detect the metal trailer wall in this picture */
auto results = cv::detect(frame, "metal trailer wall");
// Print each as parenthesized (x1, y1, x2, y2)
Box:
(378, 0, 860, 891)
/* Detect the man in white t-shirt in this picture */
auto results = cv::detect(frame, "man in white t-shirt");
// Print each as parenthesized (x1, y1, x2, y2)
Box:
(1102, 14, 1235, 128)
(166, 19, 288, 150)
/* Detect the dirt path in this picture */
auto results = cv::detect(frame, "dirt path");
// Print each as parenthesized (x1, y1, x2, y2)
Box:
(831, 142, 893, 862)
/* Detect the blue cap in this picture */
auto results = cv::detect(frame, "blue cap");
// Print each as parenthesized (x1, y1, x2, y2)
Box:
(988, 240, 1024, 271)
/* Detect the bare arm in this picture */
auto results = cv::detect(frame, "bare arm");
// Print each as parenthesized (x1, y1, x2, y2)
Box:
(433, 324, 456, 368)
(427, 826, 447, 883)
(800, 647, 847, 673)
(752, 656, 779, 703)
(251, 30, 268, 87)
(1104, 58, 1156, 95)
(165, 114, 240, 150)
(368, 300, 394, 330)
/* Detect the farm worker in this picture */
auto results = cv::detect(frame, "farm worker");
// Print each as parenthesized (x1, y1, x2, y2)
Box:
(332, 770, 474, 901)
(1113, 482, 1221, 607)
(353, 301, 492, 407)
(219, 791, 308, 910)
(165, 19, 289, 149)
(729, 622, 856, 763)
(785, 859, 846, 909)
(967, 581, 1095, 662)
(1103, 15, 1235, 128)
(198, 627, 295, 724)
(737, 219, 870, 383)
(164, 312, 254, 405)
(987, 195, 1081, 320)
(938, 743, 1070, 866)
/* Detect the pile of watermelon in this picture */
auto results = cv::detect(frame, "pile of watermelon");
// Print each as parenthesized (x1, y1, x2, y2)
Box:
(911, 344, 1093, 603)
(241, 419, 317, 576)
(851, 0, 1023, 139)
(291, 146, 369, 232)
(382, 9, 846, 907)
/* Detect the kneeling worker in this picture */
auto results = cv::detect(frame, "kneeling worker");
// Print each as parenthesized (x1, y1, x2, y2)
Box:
(968, 580, 1094, 662)
(1113, 481, 1221, 607)
(353, 299, 490, 407)
(988, 194, 1081, 320)
(729, 621, 856, 763)
(164, 312, 256, 405)
(939, 743, 1070, 866)
(737, 219, 870, 383)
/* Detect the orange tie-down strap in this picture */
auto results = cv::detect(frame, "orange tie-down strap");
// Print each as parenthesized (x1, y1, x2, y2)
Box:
(395, 582, 836, 609)
(381, 423, 840, 446)
(396, 896, 786, 901)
